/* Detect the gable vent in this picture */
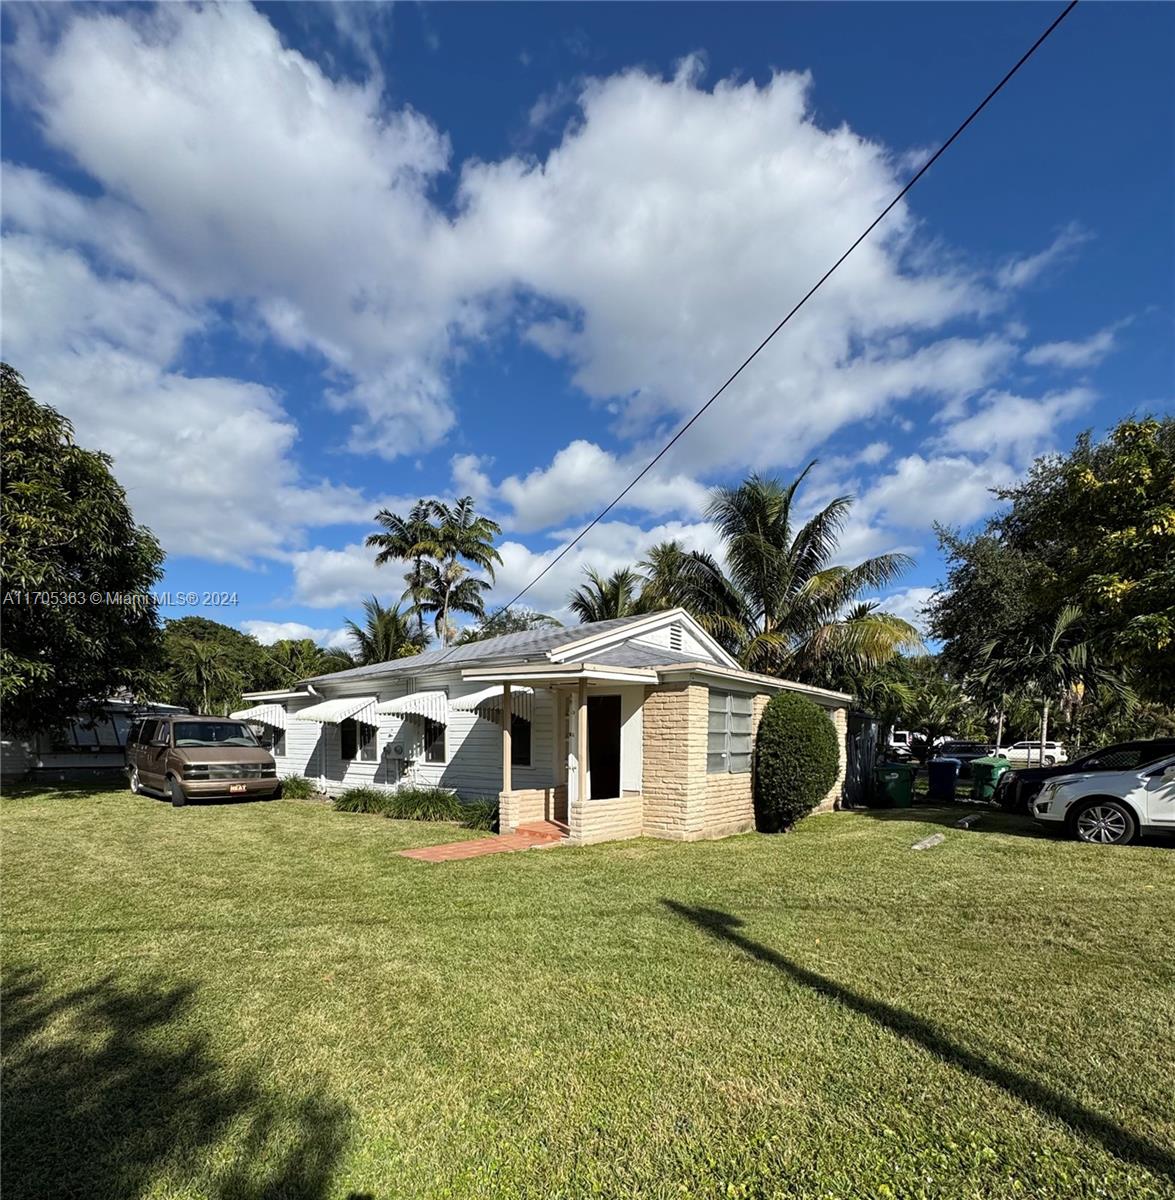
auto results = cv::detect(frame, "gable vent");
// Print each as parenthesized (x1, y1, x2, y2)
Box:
(669, 625, 683, 652)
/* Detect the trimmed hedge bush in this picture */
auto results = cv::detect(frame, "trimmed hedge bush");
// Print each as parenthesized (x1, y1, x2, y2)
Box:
(279, 775, 319, 799)
(334, 785, 498, 830)
(753, 692, 839, 833)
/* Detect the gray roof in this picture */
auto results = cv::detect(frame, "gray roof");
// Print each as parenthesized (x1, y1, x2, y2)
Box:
(585, 643, 703, 669)
(302, 614, 654, 684)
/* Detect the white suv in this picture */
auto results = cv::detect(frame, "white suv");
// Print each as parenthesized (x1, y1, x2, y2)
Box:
(1032, 754, 1175, 844)
(998, 740, 1068, 767)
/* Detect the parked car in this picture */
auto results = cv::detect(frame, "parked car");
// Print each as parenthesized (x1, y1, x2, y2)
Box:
(1031, 754, 1175, 844)
(996, 738, 1175, 811)
(996, 740, 1068, 768)
(931, 740, 994, 778)
(127, 715, 280, 806)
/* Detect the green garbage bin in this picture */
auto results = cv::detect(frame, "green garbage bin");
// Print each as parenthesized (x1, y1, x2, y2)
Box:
(971, 756, 1011, 804)
(873, 761, 917, 808)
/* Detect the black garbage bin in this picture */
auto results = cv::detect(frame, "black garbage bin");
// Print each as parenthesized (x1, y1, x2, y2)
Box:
(927, 756, 960, 802)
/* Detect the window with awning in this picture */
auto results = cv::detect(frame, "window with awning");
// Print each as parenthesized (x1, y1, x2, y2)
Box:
(450, 685, 534, 723)
(293, 696, 378, 725)
(375, 691, 449, 724)
(229, 703, 288, 729)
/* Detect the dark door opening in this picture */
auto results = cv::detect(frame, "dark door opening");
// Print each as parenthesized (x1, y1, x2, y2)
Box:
(587, 695, 622, 800)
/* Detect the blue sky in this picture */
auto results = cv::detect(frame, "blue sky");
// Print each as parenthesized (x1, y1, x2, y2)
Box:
(2, 2, 1172, 649)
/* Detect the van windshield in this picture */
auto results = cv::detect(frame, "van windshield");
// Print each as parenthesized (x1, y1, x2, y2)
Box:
(173, 721, 259, 748)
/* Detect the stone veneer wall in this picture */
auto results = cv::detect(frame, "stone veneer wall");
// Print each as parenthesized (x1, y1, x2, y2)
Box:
(643, 684, 849, 840)
(498, 786, 564, 831)
(816, 706, 849, 813)
(567, 793, 644, 845)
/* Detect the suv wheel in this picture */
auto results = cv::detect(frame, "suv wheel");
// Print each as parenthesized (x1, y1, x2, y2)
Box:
(129, 767, 142, 795)
(168, 776, 187, 808)
(1044, 755, 1056, 766)
(1071, 799, 1137, 846)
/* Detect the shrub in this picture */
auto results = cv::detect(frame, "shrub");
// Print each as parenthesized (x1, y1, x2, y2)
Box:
(279, 775, 319, 800)
(753, 692, 839, 833)
(333, 785, 496, 829)
(459, 797, 499, 832)
(382, 786, 463, 822)
(334, 787, 399, 815)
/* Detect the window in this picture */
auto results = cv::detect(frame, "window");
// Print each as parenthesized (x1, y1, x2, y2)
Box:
(259, 726, 286, 756)
(423, 717, 446, 764)
(139, 720, 159, 745)
(340, 720, 376, 762)
(511, 715, 531, 768)
(707, 689, 753, 774)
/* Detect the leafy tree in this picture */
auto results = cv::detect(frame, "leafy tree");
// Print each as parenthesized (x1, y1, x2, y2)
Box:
(753, 692, 840, 832)
(265, 638, 354, 681)
(978, 605, 1134, 764)
(167, 638, 243, 715)
(932, 417, 1175, 711)
(160, 617, 264, 713)
(0, 365, 164, 737)
(568, 567, 646, 624)
(455, 607, 561, 645)
(343, 597, 426, 665)
(366, 500, 441, 641)
(634, 467, 920, 680)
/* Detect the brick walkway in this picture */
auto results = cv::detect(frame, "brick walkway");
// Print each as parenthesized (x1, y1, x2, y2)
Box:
(398, 820, 567, 863)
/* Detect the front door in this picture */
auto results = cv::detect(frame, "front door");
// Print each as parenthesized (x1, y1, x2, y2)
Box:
(587, 695, 622, 800)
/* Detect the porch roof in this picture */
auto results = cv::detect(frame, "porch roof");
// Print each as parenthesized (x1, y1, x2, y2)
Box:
(229, 703, 287, 728)
(461, 662, 659, 686)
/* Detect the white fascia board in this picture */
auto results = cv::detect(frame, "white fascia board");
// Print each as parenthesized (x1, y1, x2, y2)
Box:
(655, 664, 853, 705)
(547, 608, 739, 670)
(463, 663, 658, 685)
(241, 688, 309, 701)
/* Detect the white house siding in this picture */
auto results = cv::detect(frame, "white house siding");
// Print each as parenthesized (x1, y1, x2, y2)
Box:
(283, 673, 558, 799)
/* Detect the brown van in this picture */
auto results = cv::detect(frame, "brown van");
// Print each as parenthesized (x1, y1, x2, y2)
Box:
(127, 715, 280, 806)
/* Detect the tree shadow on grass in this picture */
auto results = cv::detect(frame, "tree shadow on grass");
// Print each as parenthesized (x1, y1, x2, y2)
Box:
(857, 804, 1055, 840)
(1, 965, 357, 1200)
(662, 901, 1175, 1186)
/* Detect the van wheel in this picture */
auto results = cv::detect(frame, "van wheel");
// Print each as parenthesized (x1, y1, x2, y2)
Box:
(168, 777, 186, 807)
(1044, 756, 1056, 766)
(129, 767, 142, 795)
(1071, 799, 1136, 845)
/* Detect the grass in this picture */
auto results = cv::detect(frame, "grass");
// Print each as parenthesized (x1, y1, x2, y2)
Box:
(3, 787, 1173, 1200)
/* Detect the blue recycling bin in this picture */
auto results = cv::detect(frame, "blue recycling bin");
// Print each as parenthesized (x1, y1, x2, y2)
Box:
(927, 757, 961, 802)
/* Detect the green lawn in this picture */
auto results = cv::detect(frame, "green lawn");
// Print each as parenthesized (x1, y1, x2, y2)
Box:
(3, 786, 1173, 1200)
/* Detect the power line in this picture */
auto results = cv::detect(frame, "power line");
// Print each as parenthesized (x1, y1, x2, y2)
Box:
(493, 0, 1079, 615)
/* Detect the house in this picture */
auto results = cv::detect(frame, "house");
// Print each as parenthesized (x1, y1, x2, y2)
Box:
(0, 697, 189, 782)
(234, 609, 852, 846)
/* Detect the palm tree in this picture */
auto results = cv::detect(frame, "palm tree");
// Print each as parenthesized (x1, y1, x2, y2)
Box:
(265, 638, 355, 681)
(979, 605, 1135, 765)
(568, 567, 646, 624)
(424, 497, 503, 645)
(170, 638, 242, 714)
(637, 466, 921, 680)
(901, 678, 973, 763)
(366, 500, 441, 641)
(344, 597, 425, 666)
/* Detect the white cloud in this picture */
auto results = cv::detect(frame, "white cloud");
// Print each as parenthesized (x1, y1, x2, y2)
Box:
(860, 454, 1017, 530)
(288, 542, 404, 608)
(872, 585, 937, 634)
(1024, 323, 1123, 370)
(7, 4, 463, 456)
(935, 387, 1094, 463)
(240, 620, 336, 646)
(0, 232, 379, 564)
(995, 222, 1091, 289)
(496, 440, 710, 532)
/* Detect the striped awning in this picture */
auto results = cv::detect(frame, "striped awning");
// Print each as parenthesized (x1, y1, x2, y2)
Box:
(451, 685, 534, 722)
(376, 691, 449, 724)
(229, 703, 287, 729)
(293, 696, 378, 725)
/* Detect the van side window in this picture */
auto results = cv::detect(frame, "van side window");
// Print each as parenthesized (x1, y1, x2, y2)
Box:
(139, 720, 158, 745)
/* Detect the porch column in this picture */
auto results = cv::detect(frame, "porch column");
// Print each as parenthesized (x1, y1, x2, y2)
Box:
(576, 678, 589, 808)
(501, 683, 512, 794)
